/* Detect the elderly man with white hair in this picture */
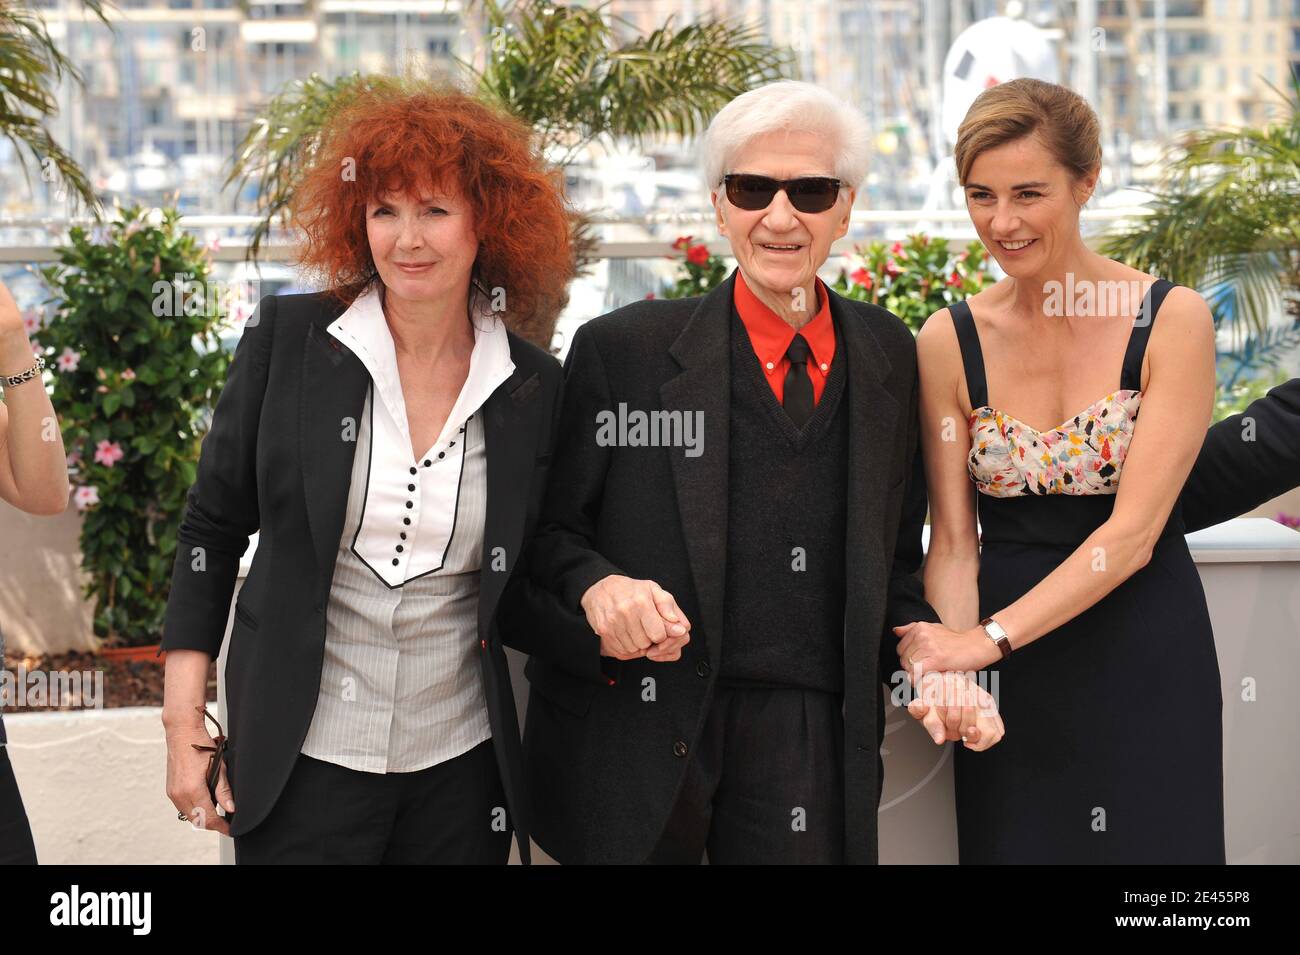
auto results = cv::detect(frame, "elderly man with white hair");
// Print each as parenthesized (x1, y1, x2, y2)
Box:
(510, 80, 1000, 865)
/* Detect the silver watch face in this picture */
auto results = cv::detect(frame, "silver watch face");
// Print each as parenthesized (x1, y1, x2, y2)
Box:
(983, 620, 1007, 641)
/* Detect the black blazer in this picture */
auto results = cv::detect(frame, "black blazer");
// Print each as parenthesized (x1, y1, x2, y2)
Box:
(510, 269, 941, 864)
(160, 290, 563, 864)
(1181, 376, 1300, 533)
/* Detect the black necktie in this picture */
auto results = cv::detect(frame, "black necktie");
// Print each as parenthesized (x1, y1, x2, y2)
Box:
(783, 333, 814, 428)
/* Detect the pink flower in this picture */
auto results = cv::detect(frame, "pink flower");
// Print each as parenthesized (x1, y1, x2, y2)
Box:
(890, 241, 906, 258)
(22, 310, 41, 334)
(121, 368, 136, 381)
(66, 449, 81, 468)
(850, 268, 874, 289)
(94, 440, 124, 467)
(686, 244, 711, 266)
(884, 259, 902, 278)
(206, 235, 222, 253)
(57, 347, 81, 372)
(645, 292, 656, 299)
(72, 486, 100, 510)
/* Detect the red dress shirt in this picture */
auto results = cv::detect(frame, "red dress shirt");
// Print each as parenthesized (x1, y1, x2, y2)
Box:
(733, 269, 836, 406)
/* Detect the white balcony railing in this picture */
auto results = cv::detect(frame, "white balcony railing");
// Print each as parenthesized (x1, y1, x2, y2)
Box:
(0, 208, 1154, 263)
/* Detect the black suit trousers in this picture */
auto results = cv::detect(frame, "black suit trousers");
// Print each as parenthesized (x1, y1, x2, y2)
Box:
(233, 739, 511, 865)
(646, 684, 845, 864)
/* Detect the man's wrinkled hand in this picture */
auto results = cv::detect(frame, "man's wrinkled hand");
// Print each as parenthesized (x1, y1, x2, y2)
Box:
(580, 575, 692, 662)
(905, 670, 1005, 752)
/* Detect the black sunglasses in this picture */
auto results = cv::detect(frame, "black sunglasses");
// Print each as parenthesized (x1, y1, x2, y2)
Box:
(722, 174, 844, 213)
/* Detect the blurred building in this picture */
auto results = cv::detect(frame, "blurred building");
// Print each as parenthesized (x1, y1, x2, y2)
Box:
(28, 0, 468, 214)
(10, 0, 1300, 219)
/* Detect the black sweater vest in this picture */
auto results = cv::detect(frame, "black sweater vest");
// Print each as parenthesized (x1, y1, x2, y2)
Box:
(719, 303, 849, 693)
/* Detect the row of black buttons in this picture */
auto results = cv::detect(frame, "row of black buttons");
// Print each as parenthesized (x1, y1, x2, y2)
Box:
(391, 417, 472, 567)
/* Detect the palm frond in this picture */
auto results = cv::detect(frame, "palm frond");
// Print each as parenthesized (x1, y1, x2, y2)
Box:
(224, 72, 407, 259)
(1100, 77, 1300, 337)
(0, 0, 114, 213)
(466, 0, 794, 161)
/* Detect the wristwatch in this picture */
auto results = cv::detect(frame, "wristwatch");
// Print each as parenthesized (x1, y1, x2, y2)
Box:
(979, 616, 1013, 660)
(2, 354, 45, 389)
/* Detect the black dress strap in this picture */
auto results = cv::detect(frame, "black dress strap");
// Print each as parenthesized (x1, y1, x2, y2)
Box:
(1121, 278, 1175, 392)
(947, 299, 989, 409)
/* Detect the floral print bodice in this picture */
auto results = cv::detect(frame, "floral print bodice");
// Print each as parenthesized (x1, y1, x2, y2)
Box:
(966, 390, 1142, 497)
(948, 279, 1174, 499)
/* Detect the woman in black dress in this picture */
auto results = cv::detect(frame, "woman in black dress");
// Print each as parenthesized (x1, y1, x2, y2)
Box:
(900, 78, 1226, 863)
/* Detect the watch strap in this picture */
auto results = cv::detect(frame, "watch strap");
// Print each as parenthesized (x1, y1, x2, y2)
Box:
(980, 616, 1013, 660)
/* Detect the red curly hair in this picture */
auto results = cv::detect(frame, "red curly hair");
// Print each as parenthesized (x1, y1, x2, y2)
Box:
(289, 84, 575, 344)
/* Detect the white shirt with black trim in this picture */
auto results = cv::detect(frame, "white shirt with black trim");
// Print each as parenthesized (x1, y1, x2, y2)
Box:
(299, 285, 515, 773)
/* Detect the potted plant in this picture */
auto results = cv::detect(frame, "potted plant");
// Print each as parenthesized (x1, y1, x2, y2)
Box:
(35, 206, 237, 655)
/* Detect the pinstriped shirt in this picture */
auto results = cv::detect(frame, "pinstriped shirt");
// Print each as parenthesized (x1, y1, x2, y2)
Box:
(299, 286, 514, 773)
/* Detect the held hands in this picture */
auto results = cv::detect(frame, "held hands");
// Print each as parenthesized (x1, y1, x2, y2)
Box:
(580, 574, 692, 663)
(893, 620, 1002, 678)
(892, 621, 1006, 752)
(904, 670, 1005, 752)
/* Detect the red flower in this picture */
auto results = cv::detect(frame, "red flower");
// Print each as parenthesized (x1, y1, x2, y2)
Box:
(686, 244, 711, 266)
(946, 270, 962, 288)
(850, 267, 874, 289)
(890, 241, 906, 258)
(645, 292, 656, 299)
(672, 235, 693, 252)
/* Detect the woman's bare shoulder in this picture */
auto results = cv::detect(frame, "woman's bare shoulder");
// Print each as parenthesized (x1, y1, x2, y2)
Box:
(916, 303, 964, 380)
